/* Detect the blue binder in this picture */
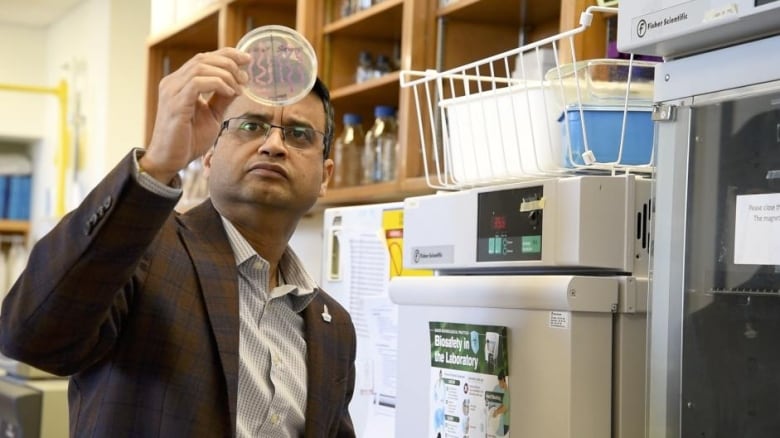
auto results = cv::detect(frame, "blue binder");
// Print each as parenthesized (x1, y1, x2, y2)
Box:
(0, 176, 7, 218)
(6, 174, 31, 220)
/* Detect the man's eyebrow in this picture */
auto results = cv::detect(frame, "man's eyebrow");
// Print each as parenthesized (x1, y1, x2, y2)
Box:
(238, 112, 272, 121)
(239, 112, 317, 129)
(282, 115, 317, 129)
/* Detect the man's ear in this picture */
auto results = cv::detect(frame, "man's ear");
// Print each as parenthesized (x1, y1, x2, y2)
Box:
(202, 147, 215, 177)
(319, 158, 334, 197)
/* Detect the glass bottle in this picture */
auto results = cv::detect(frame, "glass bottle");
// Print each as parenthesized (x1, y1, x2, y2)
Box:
(356, 0, 372, 12)
(332, 113, 365, 188)
(374, 54, 392, 78)
(356, 51, 373, 83)
(363, 105, 398, 183)
(340, 0, 354, 17)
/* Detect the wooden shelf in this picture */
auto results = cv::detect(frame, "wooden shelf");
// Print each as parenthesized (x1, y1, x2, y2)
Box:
(324, 0, 404, 38)
(316, 179, 432, 211)
(0, 220, 30, 235)
(399, 175, 436, 193)
(330, 70, 401, 100)
(226, 0, 294, 7)
(438, 0, 559, 27)
(223, 1, 297, 45)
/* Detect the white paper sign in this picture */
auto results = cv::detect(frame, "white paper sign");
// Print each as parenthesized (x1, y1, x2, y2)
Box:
(734, 193, 780, 265)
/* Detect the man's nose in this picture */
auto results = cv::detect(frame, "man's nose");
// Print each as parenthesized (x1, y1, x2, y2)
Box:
(257, 127, 287, 155)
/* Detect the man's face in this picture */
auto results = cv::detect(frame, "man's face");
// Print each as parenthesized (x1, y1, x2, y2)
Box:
(203, 93, 333, 214)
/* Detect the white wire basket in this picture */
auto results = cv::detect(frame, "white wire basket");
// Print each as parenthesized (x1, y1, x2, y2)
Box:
(400, 6, 658, 190)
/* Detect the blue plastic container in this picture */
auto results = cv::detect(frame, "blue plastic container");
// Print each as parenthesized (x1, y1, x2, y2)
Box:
(559, 107, 653, 166)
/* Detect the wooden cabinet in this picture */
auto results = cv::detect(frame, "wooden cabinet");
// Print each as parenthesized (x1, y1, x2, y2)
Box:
(145, 0, 297, 145)
(145, 0, 609, 209)
(297, 0, 433, 205)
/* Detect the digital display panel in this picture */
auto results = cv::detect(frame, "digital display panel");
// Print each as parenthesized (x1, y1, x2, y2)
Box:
(476, 185, 544, 262)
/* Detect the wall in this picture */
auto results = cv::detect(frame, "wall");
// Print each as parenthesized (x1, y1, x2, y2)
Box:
(0, 25, 48, 234)
(45, 0, 150, 222)
(0, 0, 150, 239)
(0, 25, 48, 140)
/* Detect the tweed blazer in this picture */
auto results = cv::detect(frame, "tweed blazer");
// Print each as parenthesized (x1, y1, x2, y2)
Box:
(0, 152, 357, 437)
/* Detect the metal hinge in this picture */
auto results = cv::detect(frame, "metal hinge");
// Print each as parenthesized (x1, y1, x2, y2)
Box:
(652, 103, 677, 122)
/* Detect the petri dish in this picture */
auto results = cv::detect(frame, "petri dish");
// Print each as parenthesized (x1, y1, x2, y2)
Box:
(236, 25, 318, 106)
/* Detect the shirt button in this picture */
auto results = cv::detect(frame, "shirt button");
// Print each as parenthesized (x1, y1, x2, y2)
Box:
(270, 413, 280, 425)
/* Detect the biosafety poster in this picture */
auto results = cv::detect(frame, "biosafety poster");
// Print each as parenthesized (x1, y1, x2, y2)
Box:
(429, 322, 510, 438)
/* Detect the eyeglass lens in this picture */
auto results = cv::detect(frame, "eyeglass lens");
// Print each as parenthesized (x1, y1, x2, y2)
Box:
(223, 117, 320, 149)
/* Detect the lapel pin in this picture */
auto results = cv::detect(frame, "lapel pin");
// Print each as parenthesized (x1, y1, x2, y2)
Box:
(321, 304, 332, 323)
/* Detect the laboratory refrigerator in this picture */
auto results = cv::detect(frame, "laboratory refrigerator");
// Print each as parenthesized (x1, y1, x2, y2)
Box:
(389, 175, 652, 438)
(617, 0, 780, 435)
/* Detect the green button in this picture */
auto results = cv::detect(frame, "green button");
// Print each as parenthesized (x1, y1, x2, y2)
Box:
(522, 235, 541, 253)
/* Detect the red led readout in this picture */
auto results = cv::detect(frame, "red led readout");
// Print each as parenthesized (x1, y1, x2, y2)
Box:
(492, 215, 507, 230)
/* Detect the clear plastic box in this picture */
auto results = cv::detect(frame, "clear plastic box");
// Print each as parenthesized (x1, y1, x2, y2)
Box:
(545, 58, 656, 106)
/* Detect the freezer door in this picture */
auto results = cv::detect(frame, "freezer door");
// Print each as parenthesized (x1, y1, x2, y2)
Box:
(390, 275, 647, 438)
(652, 50, 780, 437)
(681, 83, 780, 437)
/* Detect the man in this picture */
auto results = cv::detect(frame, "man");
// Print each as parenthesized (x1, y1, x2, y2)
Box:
(0, 46, 356, 437)
(491, 371, 510, 437)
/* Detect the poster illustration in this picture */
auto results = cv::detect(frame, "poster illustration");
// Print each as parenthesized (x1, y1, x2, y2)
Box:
(429, 322, 510, 438)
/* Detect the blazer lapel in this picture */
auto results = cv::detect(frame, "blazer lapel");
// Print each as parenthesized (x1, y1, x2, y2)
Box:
(302, 294, 334, 437)
(178, 200, 241, 431)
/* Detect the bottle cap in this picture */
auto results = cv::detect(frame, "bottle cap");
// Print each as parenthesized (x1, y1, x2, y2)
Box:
(236, 25, 318, 106)
(374, 105, 395, 117)
(343, 113, 362, 124)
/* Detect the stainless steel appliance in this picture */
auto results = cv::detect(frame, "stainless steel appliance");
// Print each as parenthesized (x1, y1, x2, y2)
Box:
(391, 177, 651, 437)
(0, 355, 68, 437)
(0, 373, 68, 438)
(618, 0, 780, 58)
(643, 34, 780, 438)
(619, 0, 780, 435)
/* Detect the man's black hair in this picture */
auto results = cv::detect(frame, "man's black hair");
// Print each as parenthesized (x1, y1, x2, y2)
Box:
(311, 77, 335, 159)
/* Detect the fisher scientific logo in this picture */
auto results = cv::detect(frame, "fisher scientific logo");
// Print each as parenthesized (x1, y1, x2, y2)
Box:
(636, 12, 688, 38)
(412, 246, 453, 264)
(637, 19, 648, 38)
(414, 248, 442, 263)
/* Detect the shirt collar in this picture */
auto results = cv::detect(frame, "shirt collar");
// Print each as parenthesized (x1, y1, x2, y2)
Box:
(220, 217, 318, 303)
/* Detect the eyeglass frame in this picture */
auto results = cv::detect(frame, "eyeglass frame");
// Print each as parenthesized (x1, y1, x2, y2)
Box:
(210, 77, 335, 158)
(215, 116, 327, 152)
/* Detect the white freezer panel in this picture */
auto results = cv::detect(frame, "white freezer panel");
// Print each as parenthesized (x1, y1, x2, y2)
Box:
(390, 276, 619, 438)
(390, 275, 620, 312)
(321, 202, 404, 438)
(402, 190, 479, 268)
(402, 176, 649, 273)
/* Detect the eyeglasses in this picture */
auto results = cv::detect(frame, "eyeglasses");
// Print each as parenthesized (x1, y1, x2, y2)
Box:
(218, 116, 326, 150)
